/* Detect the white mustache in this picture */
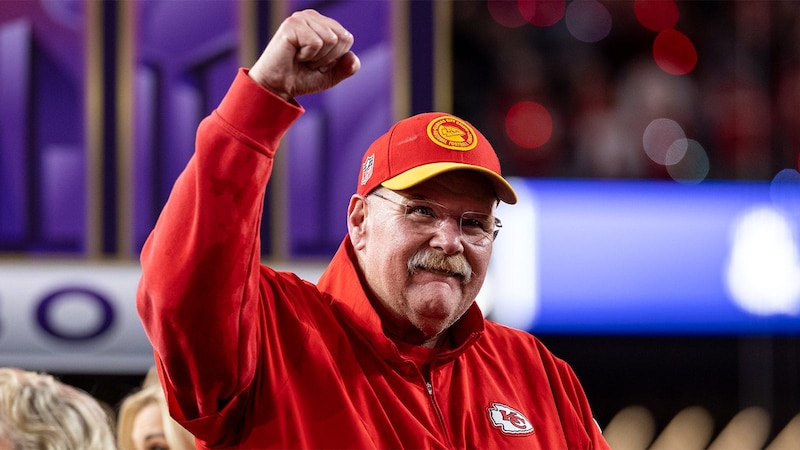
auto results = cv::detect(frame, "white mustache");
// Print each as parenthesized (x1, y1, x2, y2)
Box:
(407, 249, 472, 284)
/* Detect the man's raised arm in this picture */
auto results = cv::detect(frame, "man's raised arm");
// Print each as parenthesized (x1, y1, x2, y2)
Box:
(136, 9, 358, 430)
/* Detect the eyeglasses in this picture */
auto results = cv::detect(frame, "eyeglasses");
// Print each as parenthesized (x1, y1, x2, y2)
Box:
(369, 191, 502, 247)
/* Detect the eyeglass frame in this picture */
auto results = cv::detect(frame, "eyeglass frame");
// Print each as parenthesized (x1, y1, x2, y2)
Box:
(367, 190, 502, 246)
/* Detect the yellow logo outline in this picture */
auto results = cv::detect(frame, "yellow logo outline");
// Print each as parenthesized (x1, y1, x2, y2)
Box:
(426, 116, 478, 151)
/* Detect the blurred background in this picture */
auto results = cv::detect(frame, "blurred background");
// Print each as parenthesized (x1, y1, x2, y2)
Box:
(1, 0, 799, 448)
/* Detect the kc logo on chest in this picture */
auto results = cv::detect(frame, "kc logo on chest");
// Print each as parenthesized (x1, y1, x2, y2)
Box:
(487, 402, 534, 435)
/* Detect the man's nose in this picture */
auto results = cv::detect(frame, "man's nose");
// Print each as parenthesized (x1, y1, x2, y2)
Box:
(430, 216, 464, 254)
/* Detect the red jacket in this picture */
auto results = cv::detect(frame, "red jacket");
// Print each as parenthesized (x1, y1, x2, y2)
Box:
(137, 69, 610, 449)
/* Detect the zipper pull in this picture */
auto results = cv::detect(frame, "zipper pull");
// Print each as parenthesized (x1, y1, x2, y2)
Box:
(426, 381, 433, 395)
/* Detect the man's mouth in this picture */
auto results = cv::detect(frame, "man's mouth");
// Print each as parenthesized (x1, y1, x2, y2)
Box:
(411, 264, 471, 285)
(416, 265, 461, 278)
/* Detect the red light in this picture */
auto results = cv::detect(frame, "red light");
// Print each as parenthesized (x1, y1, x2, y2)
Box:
(634, 0, 679, 31)
(653, 29, 697, 75)
(505, 101, 553, 149)
(519, 0, 565, 27)
(489, 0, 527, 28)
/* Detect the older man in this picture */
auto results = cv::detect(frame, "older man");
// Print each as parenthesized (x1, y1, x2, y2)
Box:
(137, 9, 609, 449)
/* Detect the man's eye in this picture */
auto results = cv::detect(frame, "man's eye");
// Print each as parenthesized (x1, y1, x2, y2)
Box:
(462, 215, 492, 232)
(462, 218, 483, 229)
(408, 204, 437, 217)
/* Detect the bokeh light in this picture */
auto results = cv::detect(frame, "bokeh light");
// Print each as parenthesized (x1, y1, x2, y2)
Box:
(565, 0, 612, 43)
(770, 168, 800, 218)
(709, 407, 771, 450)
(725, 206, 800, 316)
(603, 405, 656, 450)
(505, 101, 553, 149)
(634, 0, 679, 32)
(643, 118, 686, 165)
(649, 406, 714, 449)
(519, 0, 566, 27)
(772, 415, 800, 448)
(488, 0, 527, 28)
(665, 139, 709, 184)
(653, 28, 697, 75)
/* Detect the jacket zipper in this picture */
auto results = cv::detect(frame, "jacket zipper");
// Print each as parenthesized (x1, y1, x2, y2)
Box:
(424, 372, 454, 449)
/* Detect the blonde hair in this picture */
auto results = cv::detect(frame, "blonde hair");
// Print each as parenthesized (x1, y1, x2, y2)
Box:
(0, 368, 116, 450)
(116, 381, 195, 450)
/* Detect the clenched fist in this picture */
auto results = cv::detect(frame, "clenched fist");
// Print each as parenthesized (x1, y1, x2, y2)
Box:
(249, 9, 361, 101)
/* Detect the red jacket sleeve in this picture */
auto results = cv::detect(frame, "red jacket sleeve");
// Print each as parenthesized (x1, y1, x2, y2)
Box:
(136, 69, 303, 425)
(554, 357, 611, 449)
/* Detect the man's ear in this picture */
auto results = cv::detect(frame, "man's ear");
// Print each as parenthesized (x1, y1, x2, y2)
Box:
(347, 195, 368, 250)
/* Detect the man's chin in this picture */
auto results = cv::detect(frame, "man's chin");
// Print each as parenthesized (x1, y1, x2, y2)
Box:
(410, 299, 461, 331)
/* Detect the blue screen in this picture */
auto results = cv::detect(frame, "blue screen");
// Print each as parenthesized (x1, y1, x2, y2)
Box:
(486, 178, 800, 335)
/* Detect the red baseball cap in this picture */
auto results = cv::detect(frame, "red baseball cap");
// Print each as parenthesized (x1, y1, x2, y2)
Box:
(357, 112, 517, 204)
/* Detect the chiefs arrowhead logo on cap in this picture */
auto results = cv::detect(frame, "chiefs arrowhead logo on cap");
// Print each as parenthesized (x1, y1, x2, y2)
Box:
(426, 116, 478, 151)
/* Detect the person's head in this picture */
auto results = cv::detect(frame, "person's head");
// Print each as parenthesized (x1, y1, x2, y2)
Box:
(348, 113, 517, 347)
(0, 367, 116, 450)
(117, 383, 195, 450)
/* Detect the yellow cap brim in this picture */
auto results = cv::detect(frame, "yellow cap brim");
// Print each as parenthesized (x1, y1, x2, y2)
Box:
(380, 162, 517, 204)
